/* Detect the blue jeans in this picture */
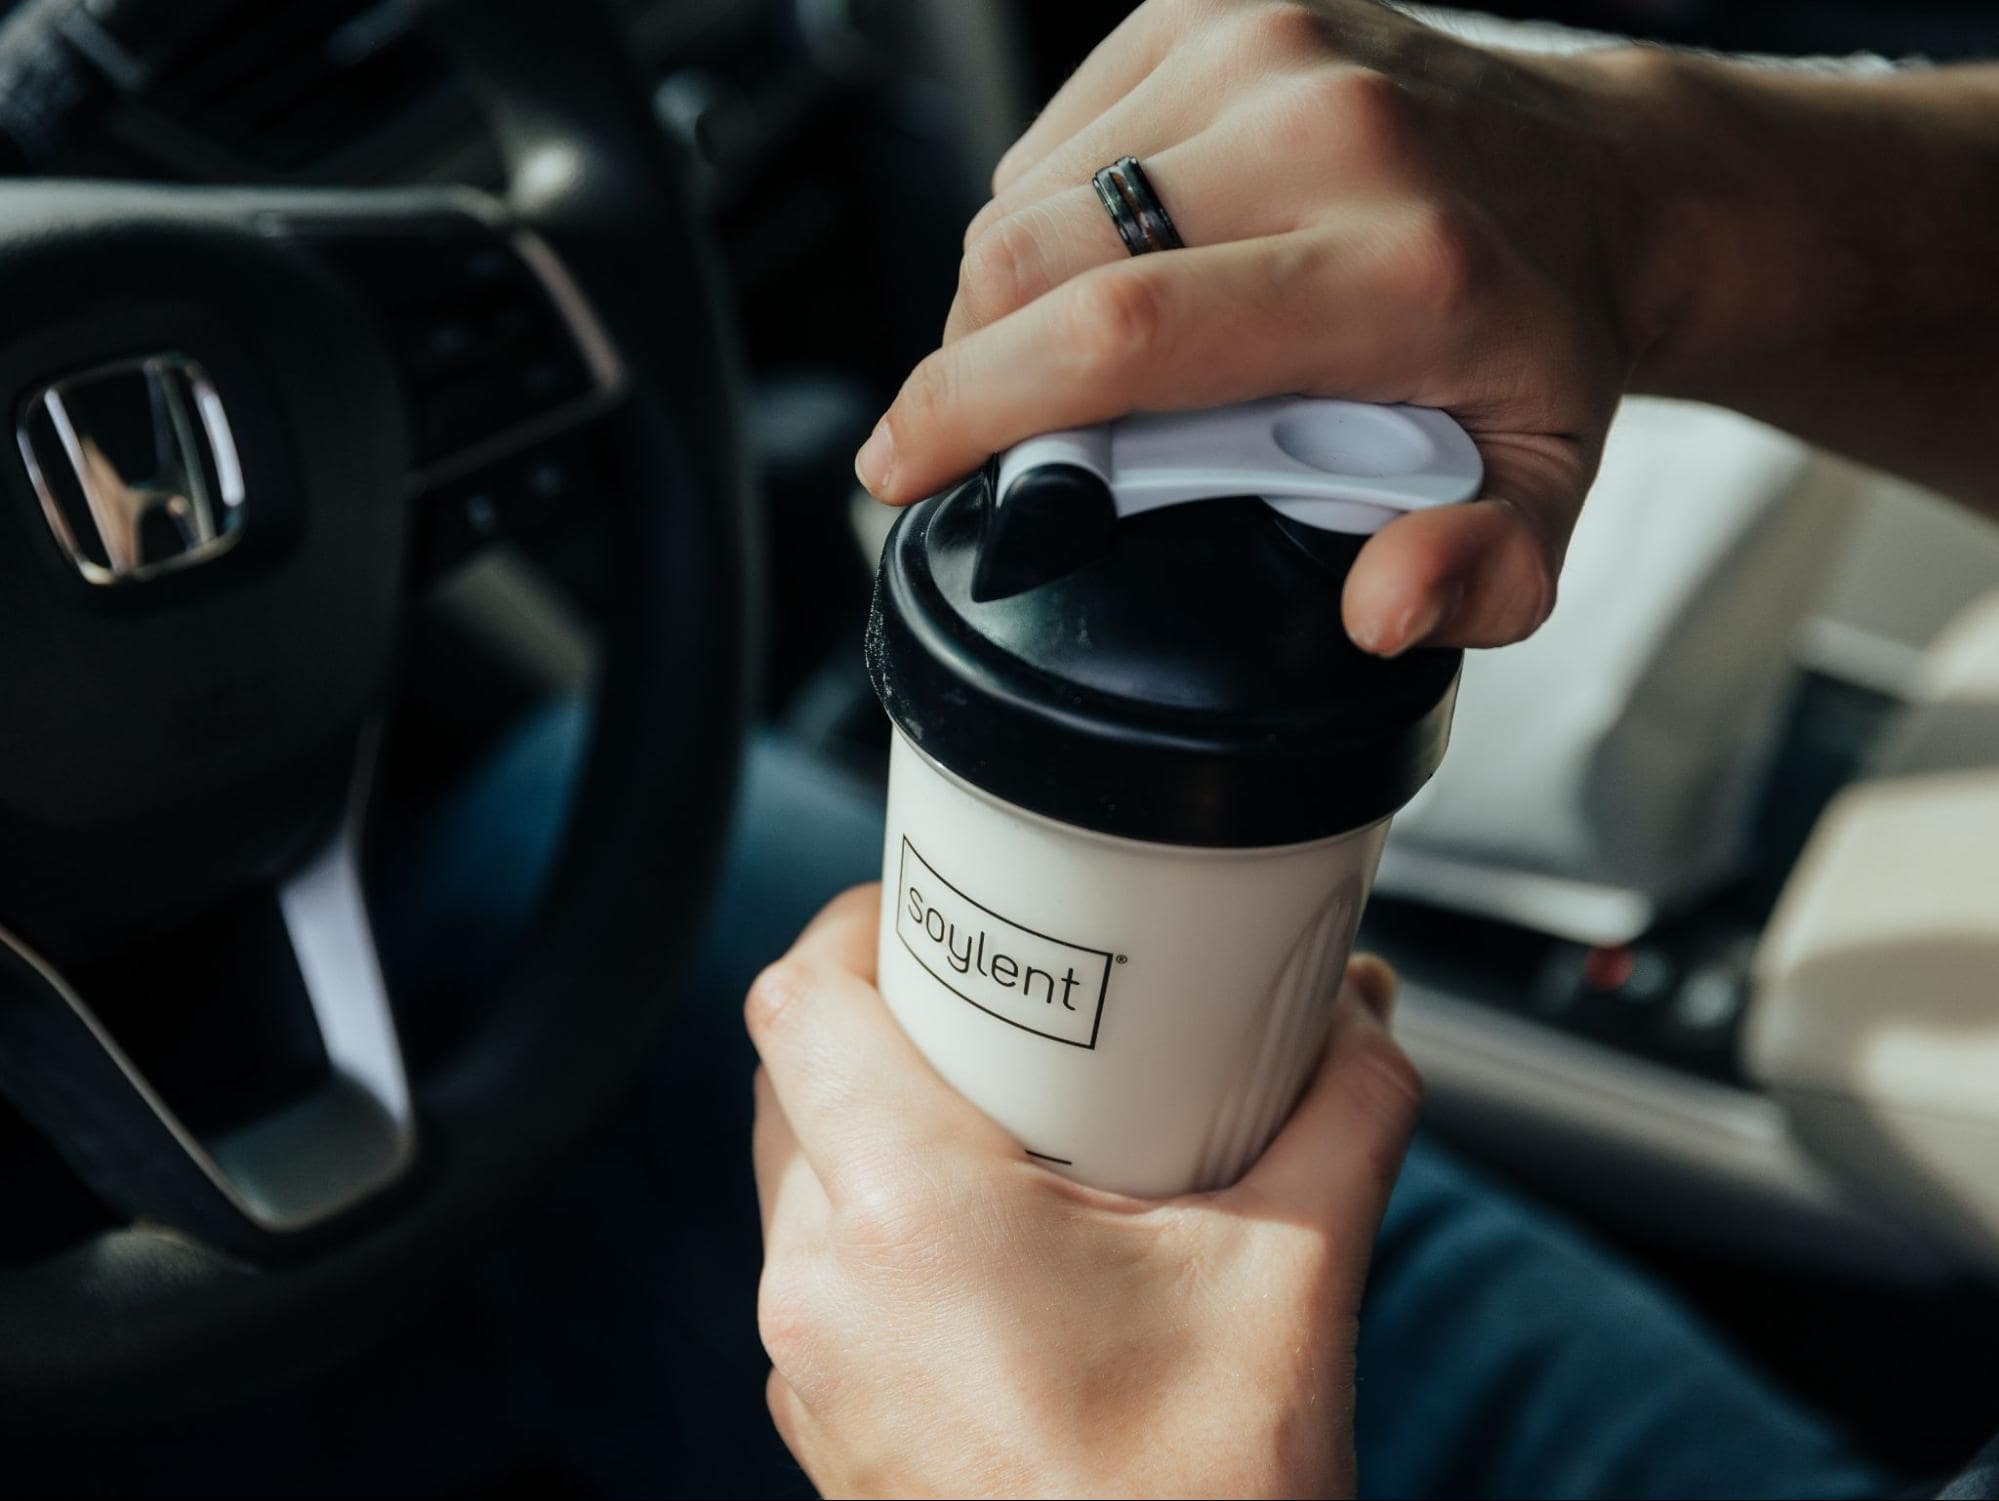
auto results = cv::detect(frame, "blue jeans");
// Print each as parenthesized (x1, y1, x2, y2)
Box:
(400, 705, 1887, 1499)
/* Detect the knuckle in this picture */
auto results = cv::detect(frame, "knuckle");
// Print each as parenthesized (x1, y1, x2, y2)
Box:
(1315, 67, 1415, 170)
(1238, 0, 1330, 60)
(824, 880, 883, 926)
(1354, 1032, 1425, 1133)
(763, 1368, 793, 1432)
(962, 196, 1005, 251)
(1158, 0, 1217, 31)
(1532, 564, 1561, 630)
(833, 1173, 933, 1260)
(1495, 499, 1564, 628)
(1511, 536, 1561, 637)
(1387, 201, 1487, 314)
(1265, 1223, 1347, 1301)
(1261, 67, 1415, 178)
(1263, 80, 1330, 160)
(1063, 268, 1166, 382)
(892, 351, 958, 440)
(744, 957, 817, 1041)
(1333, 1029, 1426, 1199)
(755, 1260, 823, 1370)
(1259, 231, 1333, 303)
(957, 216, 1033, 329)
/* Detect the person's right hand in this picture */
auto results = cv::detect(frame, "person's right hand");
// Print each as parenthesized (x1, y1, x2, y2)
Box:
(856, 0, 1679, 656)
(748, 885, 1421, 1498)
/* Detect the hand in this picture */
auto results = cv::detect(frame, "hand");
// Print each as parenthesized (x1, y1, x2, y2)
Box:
(746, 884, 1422, 1499)
(853, 0, 1677, 655)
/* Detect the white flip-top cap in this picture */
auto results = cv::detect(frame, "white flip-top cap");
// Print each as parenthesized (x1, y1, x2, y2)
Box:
(994, 396, 1483, 536)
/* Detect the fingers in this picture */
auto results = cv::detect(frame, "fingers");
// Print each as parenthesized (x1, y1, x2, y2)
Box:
(980, 66, 1209, 246)
(989, 0, 1182, 194)
(947, 188, 1125, 346)
(1227, 963, 1422, 1287)
(948, 113, 1355, 344)
(859, 221, 1447, 506)
(744, 884, 1014, 1205)
(887, 215, 1593, 652)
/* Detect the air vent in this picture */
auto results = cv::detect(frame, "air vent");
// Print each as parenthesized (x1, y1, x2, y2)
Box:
(145, 0, 450, 173)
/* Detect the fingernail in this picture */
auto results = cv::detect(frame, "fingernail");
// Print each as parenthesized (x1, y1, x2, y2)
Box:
(855, 420, 895, 497)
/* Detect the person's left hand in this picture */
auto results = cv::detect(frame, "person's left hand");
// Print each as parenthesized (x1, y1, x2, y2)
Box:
(747, 883, 1422, 1498)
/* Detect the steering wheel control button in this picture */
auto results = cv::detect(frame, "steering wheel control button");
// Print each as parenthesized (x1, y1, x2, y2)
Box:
(302, 216, 612, 479)
(464, 491, 500, 538)
(17, 353, 245, 585)
(866, 404, 1464, 1197)
(416, 424, 604, 578)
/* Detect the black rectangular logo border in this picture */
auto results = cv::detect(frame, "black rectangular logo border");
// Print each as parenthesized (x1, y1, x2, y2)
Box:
(896, 835, 1113, 1050)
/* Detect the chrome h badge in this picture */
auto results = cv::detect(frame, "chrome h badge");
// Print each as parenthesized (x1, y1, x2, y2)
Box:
(18, 354, 246, 585)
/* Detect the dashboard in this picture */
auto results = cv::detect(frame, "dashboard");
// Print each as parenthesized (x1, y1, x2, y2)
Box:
(1, 0, 771, 187)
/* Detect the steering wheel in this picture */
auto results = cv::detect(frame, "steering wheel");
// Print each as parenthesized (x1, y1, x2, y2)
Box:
(0, 0, 752, 1418)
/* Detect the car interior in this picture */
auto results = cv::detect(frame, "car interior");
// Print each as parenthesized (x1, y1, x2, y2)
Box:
(2, 0, 1997, 1495)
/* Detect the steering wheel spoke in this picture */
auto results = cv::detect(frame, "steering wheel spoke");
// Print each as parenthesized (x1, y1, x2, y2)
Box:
(0, 760, 413, 1262)
(0, 0, 752, 1416)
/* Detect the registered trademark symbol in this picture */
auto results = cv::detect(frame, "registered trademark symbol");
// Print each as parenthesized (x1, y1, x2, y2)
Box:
(1115, 954, 1128, 964)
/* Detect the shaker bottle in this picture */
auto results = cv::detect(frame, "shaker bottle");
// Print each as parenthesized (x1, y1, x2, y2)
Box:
(866, 396, 1479, 1197)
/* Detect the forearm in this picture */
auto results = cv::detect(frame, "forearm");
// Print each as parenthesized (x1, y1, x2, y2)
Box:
(1598, 49, 1999, 509)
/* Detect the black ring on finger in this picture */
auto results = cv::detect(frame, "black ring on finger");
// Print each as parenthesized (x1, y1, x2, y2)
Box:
(1091, 155, 1186, 257)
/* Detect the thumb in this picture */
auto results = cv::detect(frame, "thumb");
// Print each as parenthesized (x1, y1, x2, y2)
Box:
(1341, 436, 1591, 655)
(1225, 958, 1422, 1285)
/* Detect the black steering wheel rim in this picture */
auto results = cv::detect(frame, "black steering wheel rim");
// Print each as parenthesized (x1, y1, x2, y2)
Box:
(0, 0, 755, 1419)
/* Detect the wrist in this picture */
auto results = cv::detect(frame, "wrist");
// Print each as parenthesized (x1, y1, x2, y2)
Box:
(1575, 49, 1999, 412)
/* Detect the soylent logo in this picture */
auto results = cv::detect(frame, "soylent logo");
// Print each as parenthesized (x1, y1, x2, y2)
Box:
(896, 838, 1114, 1049)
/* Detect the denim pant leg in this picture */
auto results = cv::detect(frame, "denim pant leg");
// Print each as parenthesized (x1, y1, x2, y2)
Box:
(385, 715, 889, 1495)
(1355, 1143, 1887, 1499)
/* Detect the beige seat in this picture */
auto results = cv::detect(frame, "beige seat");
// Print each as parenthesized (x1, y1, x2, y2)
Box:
(1748, 591, 1999, 1273)
(1375, 397, 1862, 943)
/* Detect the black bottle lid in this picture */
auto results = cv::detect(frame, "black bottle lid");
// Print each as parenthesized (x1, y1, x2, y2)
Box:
(867, 450, 1464, 848)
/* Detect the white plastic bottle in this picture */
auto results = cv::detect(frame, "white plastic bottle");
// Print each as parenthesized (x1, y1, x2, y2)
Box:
(866, 397, 1478, 1196)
